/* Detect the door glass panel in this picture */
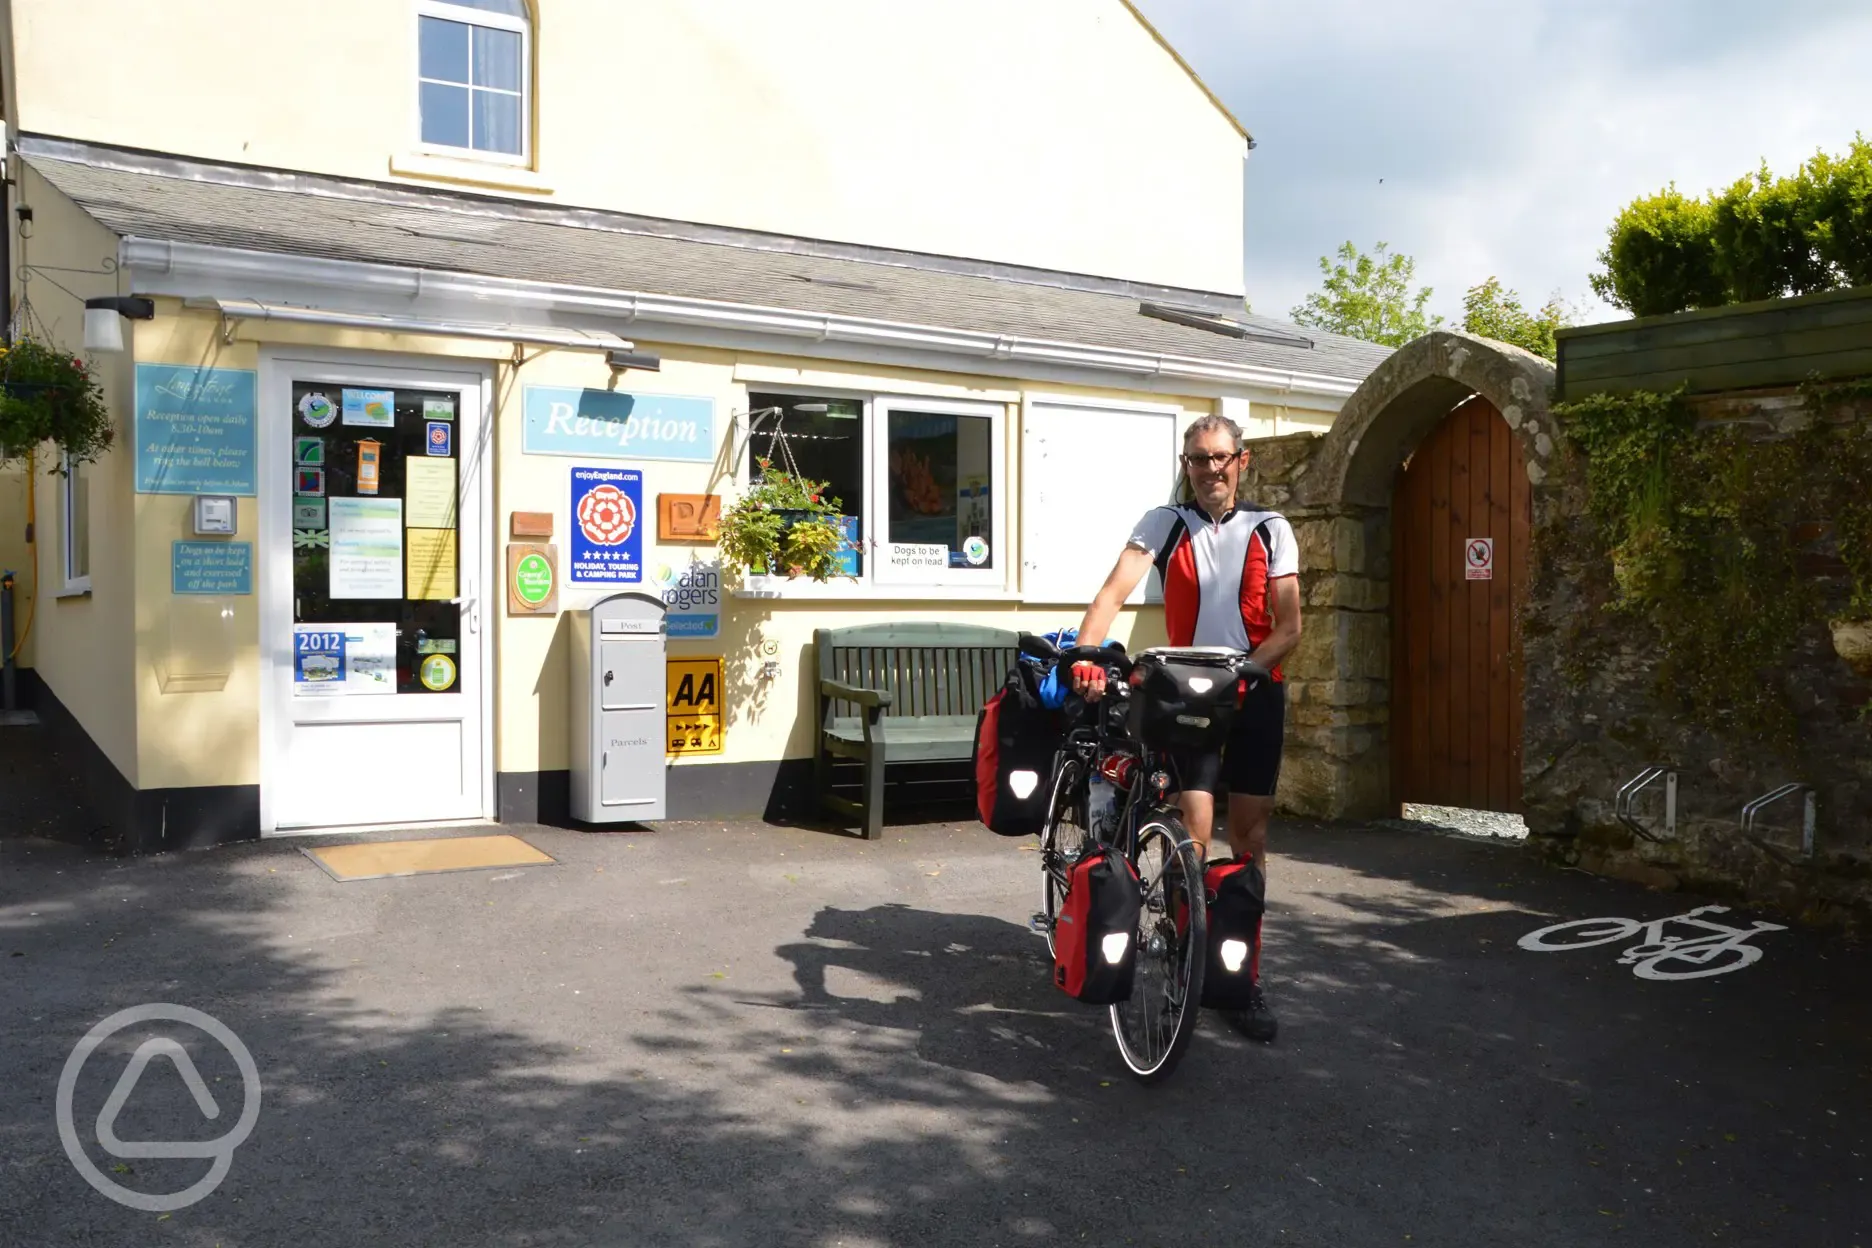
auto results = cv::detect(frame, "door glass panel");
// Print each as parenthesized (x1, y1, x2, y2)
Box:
(289, 383, 462, 696)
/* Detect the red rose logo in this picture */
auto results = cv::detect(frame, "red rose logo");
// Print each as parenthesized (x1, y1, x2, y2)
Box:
(578, 484, 636, 545)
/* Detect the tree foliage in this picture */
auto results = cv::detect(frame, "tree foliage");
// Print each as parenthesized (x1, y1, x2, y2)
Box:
(1290, 241, 1442, 347)
(1591, 135, 1872, 317)
(1460, 277, 1570, 360)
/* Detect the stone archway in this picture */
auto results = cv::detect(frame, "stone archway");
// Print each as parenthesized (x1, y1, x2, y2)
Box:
(1265, 331, 1561, 820)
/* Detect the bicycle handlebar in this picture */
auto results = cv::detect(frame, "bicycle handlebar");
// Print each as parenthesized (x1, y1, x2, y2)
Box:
(1016, 633, 1272, 688)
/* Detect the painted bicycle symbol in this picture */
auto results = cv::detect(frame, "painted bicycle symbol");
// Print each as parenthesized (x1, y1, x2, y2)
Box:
(1517, 905, 1785, 980)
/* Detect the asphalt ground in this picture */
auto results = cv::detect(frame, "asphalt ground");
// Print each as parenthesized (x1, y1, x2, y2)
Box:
(1, 809, 1866, 1248)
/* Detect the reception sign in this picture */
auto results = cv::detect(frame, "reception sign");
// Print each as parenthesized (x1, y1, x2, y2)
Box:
(134, 365, 258, 495)
(521, 385, 717, 463)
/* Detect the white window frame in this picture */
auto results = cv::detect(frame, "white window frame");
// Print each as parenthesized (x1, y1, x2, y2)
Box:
(869, 395, 1007, 589)
(414, 0, 532, 166)
(738, 388, 1009, 596)
(61, 452, 90, 594)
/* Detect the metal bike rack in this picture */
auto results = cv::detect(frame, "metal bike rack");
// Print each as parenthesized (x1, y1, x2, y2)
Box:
(1740, 783, 1816, 862)
(1614, 766, 1676, 843)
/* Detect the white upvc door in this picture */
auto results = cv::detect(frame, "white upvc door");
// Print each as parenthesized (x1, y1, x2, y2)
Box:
(258, 349, 494, 834)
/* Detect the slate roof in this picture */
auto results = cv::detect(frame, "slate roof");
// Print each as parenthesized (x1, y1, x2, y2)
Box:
(25, 140, 1391, 386)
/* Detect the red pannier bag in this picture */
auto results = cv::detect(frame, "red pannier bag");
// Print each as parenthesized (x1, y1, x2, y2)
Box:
(971, 666, 1062, 836)
(1053, 847, 1143, 1004)
(1198, 858, 1265, 1009)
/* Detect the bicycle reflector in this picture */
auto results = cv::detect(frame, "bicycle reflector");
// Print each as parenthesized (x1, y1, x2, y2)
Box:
(1008, 770, 1040, 799)
(1218, 938, 1250, 974)
(1101, 931, 1131, 964)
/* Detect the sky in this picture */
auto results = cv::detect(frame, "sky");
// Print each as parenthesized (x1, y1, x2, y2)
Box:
(1131, 0, 1872, 327)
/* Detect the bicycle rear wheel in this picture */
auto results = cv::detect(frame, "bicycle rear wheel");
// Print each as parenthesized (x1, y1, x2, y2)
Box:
(1111, 814, 1206, 1084)
(1039, 755, 1091, 959)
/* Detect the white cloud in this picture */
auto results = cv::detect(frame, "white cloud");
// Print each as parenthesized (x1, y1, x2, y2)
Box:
(1133, 0, 1872, 325)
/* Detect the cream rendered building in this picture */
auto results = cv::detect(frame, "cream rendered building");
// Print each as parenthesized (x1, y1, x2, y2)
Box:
(0, 0, 1389, 849)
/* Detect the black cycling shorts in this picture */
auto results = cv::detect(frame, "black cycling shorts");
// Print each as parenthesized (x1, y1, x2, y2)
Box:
(1166, 677, 1286, 799)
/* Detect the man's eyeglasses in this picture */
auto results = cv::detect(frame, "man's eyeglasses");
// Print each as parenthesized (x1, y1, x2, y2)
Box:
(1181, 451, 1241, 471)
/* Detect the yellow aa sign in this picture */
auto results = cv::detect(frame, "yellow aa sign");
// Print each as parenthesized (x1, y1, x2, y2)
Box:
(666, 657, 724, 756)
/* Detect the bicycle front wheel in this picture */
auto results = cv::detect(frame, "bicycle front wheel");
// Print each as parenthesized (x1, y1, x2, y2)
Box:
(1110, 814, 1206, 1084)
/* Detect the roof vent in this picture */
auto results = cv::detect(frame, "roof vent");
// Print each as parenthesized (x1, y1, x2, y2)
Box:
(1139, 301, 1313, 349)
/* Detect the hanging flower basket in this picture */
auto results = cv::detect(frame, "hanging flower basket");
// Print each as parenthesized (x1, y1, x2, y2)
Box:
(717, 458, 852, 584)
(0, 337, 113, 466)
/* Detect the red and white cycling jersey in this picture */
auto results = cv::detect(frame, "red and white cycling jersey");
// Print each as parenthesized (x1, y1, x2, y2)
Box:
(1128, 502, 1300, 678)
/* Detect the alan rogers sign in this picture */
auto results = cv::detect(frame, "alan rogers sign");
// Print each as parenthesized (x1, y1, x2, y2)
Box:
(654, 561, 722, 638)
(522, 386, 718, 464)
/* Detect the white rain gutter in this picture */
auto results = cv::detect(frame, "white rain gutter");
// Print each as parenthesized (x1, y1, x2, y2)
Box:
(123, 237, 1361, 399)
(189, 298, 633, 352)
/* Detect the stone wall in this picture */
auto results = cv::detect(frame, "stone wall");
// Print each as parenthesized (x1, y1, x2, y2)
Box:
(1242, 331, 1870, 927)
(1241, 434, 1392, 817)
(1243, 332, 1563, 823)
(1520, 386, 1872, 927)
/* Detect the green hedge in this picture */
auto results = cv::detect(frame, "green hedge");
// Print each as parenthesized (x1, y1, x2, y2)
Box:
(1591, 137, 1872, 317)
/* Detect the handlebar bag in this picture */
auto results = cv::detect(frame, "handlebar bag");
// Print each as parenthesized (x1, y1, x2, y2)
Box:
(1197, 858, 1265, 1009)
(1052, 846, 1142, 1004)
(1126, 651, 1248, 750)
(972, 663, 1064, 836)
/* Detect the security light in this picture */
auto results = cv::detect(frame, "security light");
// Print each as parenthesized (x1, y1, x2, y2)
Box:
(604, 348, 660, 372)
(82, 295, 155, 354)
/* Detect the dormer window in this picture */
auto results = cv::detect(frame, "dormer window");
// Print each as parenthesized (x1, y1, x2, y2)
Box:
(417, 0, 531, 161)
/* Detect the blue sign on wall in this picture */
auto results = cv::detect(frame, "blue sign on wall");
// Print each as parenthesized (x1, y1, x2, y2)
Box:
(172, 541, 253, 595)
(522, 386, 717, 463)
(135, 365, 259, 495)
(569, 466, 644, 585)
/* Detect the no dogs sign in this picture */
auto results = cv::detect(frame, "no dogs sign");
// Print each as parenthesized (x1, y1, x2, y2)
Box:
(1465, 537, 1494, 581)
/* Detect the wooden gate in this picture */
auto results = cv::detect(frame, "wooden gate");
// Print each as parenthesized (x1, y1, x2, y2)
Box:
(1390, 395, 1531, 813)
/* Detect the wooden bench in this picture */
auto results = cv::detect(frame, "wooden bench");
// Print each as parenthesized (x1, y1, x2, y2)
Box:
(812, 623, 1018, 839)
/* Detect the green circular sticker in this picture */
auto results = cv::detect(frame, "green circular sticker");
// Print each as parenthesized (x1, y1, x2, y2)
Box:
(515, 552, 554, 606)
(419, 653, 457, 692)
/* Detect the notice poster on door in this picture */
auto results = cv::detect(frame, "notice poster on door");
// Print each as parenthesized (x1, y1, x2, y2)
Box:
(293, 623, 396, 696)
(404, 458, 458, 529)
(569, 465, 644, 585)
(342, 388, 396, 428)
(406, 528, 458, 600)
(329, 497, 404, 598)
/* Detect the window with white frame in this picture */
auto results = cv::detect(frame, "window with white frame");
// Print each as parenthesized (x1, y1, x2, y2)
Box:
(63, 454, 90, 590)
(417, 0, 531, 160)
(746, 391, 1005, 588)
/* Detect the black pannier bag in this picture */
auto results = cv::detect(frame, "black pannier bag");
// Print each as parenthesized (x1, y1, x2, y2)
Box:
(1052, 846, 1143, 1004)
(972, 663, 1064, 836)
(1126, 648, 1251, 751)
(1198, 857, 1265, 1009)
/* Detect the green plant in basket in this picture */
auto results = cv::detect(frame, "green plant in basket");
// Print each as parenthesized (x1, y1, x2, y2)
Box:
(0, 336, 113, 465)
(717, 458, 853, 583)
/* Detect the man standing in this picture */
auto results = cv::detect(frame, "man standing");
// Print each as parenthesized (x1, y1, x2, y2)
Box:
(1068, 414, 1302, 1042)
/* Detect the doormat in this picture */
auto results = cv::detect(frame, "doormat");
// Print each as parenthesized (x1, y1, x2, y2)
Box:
(302, 834, 556, 882)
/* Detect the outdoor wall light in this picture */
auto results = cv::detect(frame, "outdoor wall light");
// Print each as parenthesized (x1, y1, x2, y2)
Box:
(605, 347, 660, 372)
(82, 295, 155, 354)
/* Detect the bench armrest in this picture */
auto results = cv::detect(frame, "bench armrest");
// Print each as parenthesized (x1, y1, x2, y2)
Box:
(821, 679, 893, 709)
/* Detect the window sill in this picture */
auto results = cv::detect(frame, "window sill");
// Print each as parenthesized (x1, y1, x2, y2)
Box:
(388, 152, 554, 196)
(53, 586, 91, 600)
